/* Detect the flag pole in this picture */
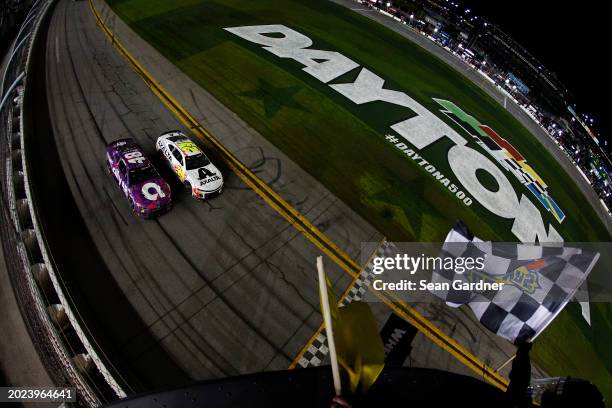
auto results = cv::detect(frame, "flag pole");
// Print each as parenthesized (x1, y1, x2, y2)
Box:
(317, 256, 342, 396)
(495, 354, 515, 372)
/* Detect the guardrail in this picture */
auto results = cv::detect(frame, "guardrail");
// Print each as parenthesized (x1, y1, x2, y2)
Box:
(0, 1, 126, 406)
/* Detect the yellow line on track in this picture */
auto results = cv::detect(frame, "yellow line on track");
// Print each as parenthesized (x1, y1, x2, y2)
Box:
(89, 0, 509, 391)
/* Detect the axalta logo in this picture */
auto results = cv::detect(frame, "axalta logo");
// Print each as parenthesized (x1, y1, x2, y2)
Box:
(225, 24, 564, 244)
(201, 175, 221, 185)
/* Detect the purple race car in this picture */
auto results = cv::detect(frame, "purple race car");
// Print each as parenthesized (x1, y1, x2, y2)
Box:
(106, 138, 172, 218)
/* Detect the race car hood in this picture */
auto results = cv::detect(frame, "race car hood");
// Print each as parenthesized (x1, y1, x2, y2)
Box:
(185, 164, 223, 192)
(129, 178, 172, 209)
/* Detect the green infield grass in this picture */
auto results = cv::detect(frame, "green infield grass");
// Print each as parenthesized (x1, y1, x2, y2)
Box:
(107, 0, 611, 398)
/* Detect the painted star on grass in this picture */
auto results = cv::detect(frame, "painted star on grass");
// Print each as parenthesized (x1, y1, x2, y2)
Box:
(369, 176, 445, 240)
(238, 78, 307, 118)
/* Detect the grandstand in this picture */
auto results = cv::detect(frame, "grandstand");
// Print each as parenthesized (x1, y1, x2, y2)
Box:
(366, 0, 612, 214)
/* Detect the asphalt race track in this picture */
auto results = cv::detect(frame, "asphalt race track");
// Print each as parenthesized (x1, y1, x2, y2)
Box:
(31, 0, 546, 397)
(40, 0, 384, 393)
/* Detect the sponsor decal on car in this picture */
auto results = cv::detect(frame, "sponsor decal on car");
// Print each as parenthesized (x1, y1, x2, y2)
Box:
(141, 182, 166, 201)
(177, 141, 199, 154)
(176, 165, 185, 181)
(124, 150, 146, 164)
(200, 175, 221, 185)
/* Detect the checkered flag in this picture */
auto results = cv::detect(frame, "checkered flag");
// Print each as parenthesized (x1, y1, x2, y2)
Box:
(430, 221, 599, 344)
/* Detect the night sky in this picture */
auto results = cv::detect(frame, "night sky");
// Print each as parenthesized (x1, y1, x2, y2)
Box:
(460, 1, 609, 143)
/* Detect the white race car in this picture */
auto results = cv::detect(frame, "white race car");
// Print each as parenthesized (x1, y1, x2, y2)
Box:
(156, 131, 223, 199)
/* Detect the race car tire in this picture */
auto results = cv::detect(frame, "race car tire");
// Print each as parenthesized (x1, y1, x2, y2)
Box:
(184, 181, 197, 197)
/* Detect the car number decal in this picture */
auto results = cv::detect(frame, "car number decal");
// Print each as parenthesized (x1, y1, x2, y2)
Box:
(176, 141, 199, 153)
(124, 150, 146, 164)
